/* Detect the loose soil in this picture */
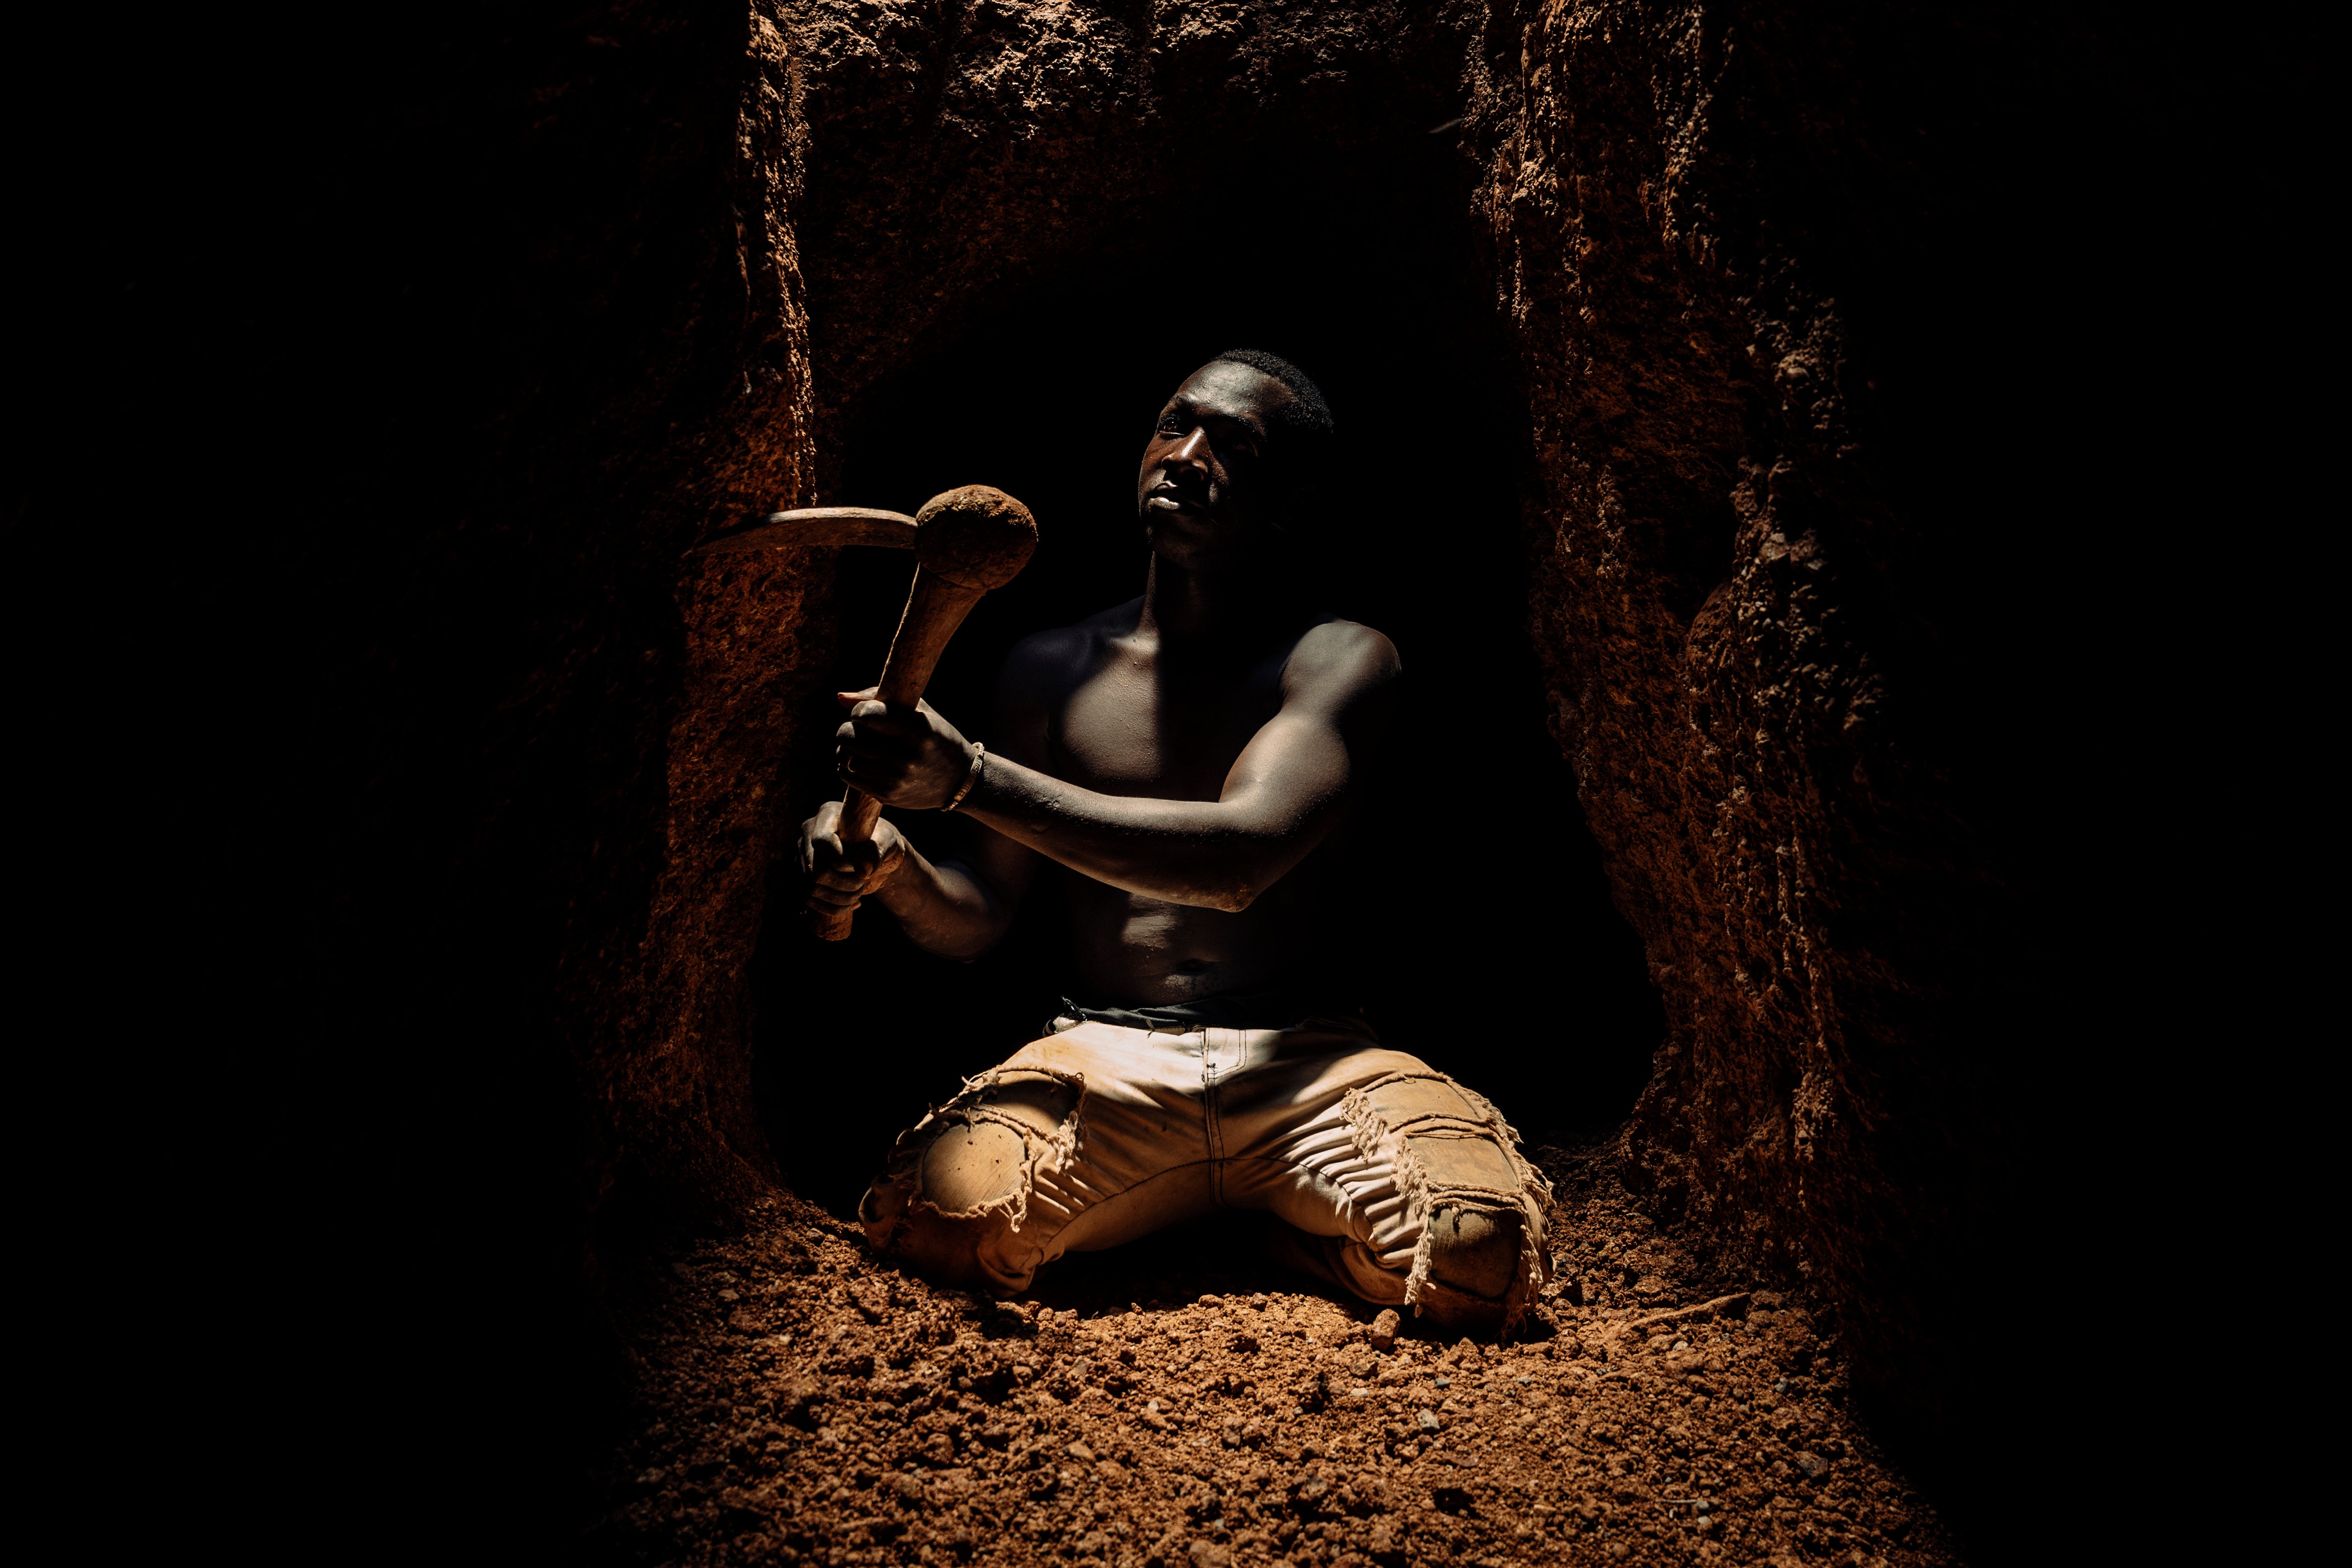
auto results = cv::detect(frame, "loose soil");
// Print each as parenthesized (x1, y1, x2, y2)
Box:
(585, 1145, 1959, 1566)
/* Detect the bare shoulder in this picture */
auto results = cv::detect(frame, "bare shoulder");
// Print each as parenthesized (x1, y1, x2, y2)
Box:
(1279, 616, 1402, 706)
(995, 597, 1141, 705)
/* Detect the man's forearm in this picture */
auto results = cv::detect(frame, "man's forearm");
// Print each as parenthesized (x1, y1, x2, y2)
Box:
(874, 845, 1015, 960)
(960, 753, 1332, 913)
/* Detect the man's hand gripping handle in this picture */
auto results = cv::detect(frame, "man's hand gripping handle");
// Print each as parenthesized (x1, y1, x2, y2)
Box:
(809, 486, 1036, 940)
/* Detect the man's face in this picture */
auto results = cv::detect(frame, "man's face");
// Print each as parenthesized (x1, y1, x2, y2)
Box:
(1135, 361, 1297, 570)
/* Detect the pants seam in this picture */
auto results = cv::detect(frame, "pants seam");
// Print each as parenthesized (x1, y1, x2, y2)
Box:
(1202, 1031, 1227, 1207)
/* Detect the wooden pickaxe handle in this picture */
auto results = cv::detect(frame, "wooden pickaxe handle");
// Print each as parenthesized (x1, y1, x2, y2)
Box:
(811, 485, 1036, 941)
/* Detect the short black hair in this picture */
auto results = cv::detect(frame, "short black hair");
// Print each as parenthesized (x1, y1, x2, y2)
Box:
(1208, 349, 1333, 539)
(1211, 348, 1334, 446)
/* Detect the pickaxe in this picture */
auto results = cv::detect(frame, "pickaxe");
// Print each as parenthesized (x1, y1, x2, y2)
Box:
(690, 486, 1038, 939)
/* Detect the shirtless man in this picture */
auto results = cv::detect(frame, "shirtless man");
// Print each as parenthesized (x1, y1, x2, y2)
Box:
(799, 350, 1549, 1334)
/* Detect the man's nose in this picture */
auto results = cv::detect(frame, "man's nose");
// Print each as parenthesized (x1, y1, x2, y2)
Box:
(1165, 427, 1211, 474)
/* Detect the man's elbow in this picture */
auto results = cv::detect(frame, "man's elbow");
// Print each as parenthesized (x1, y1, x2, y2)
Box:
(1156, 840, 1299, 911)
(912, 912, 1012, 962)
(954, 919, 1017, 961)
(1211, 873, 1269, 914)
(1165, 879, 1254, 914)
(1206, 844, 1305, 911)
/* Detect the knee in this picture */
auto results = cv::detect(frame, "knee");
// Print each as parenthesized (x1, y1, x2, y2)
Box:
(1414, 1204, 1533, 1336)
(860, 1078, 1080, 1291)
(914, 1118, 1030, 1214)
(1427, 1205, 1526, 1300)
(859, 1118, 1028, 1277)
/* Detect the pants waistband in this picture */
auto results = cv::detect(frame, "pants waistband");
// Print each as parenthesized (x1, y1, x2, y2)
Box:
(1048, 984, 1371, 1037)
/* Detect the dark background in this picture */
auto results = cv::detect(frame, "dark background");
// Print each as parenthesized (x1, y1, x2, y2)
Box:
(755, 193, 1665, 1218)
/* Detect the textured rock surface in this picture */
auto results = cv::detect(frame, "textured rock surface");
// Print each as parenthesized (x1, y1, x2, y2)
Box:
(1458, 0, 2023, 1431)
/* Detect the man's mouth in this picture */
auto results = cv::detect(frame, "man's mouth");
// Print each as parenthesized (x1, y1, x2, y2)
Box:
(1150, 482, 1208, 512)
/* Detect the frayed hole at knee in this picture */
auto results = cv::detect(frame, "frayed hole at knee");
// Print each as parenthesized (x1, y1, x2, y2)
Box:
(916, 1116, 1032, 1216)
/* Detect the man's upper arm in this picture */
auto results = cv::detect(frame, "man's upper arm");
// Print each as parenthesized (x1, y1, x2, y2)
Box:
(1219, 621, 1400, 827)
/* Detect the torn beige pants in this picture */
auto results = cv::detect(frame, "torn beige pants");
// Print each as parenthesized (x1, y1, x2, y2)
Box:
(858, 1016, 1552, 1334)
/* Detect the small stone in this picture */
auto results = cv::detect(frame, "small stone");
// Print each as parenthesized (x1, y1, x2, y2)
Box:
(1370, 1308, 1402, 1349)
(1198, 1293, 1225, 1308)
(1793, 1450, 1831, 1479)
(1066, 1440, 1095, 1462)
(1417, 1409, 1442, 1433)
(1188, 1542, 1232, 1568)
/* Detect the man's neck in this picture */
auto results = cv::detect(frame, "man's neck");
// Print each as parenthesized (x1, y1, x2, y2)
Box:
(1135, 554, 1311, 651)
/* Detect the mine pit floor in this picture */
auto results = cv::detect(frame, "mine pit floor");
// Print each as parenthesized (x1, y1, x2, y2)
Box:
(585, 1144, 1959, 1566)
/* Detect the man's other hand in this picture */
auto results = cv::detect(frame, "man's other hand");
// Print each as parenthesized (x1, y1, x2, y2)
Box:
(834, 688, 977, 809)
(799, 800, 910, 911)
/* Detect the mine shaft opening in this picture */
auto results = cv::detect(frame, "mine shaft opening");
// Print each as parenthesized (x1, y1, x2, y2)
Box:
(751, 175, 1664, 1234)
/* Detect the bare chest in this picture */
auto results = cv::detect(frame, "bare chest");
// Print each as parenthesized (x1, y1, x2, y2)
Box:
(1050, 657, 1283, 800)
